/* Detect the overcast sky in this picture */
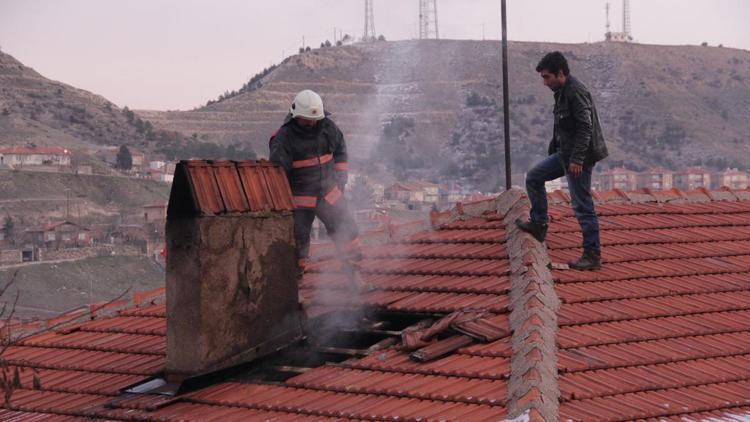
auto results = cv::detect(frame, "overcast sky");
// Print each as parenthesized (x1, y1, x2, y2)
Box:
(1, 0, 748, 110)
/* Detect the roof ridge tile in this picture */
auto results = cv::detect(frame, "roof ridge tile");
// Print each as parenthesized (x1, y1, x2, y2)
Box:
(502, 188, 560, 421)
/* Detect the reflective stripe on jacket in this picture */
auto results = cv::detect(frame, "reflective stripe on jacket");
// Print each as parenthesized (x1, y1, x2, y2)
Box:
(269, 113, 348, 202)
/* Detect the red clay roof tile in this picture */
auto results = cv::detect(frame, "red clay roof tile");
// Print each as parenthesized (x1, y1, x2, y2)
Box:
(168, 160, 293, 218)
(10, 188, 750, 420)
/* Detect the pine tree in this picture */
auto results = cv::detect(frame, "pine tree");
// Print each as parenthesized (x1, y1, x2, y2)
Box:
(116, 145, 133, 170)
(3, 215, 13, 242)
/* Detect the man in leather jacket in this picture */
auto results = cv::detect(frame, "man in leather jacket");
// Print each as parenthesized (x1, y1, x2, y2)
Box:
(516, 52, 609, 270)
(270, 90, 366, 289)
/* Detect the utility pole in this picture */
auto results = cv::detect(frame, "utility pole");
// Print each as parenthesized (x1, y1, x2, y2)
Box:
(65, 188, 71, 219)
(501, 0, 511, 190)
(418, 0, 439, 39)
(364, 0, 376, 41)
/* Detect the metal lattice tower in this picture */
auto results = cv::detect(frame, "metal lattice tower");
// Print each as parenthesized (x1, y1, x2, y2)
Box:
(364, 0, 376, 41)
(605, 0, 632, 42)
(605, 2, 611, 35)
(622, 0, 631, 38)
(418, 0, 439, 39)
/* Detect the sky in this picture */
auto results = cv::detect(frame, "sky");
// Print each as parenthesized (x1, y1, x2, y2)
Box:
(1, 0, 748, 111)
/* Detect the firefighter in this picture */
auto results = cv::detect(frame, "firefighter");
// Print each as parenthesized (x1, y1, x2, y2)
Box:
(269, 90, 367, 291)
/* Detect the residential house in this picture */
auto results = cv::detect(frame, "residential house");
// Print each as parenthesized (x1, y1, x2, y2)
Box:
(712, 168, 749, 190)
(597, 167, 638, 191)
(545, 176, 566, 192)
(384, 181, 439, 209)
(439, 182, 466, 205)
(0, 145, 71, 167)
(637, 166, 674, 190)
(149, 160, 167, 170)
(370, 182, 385, 202)
(143, 203, 167, 223)
(23, 221, 93, 249)
(97, 146, 146, 171)
(145, 167, 174, 183)
(7, 186, 750, 420)
(130, 149, 145, 169)
(674, 167, 712, 190)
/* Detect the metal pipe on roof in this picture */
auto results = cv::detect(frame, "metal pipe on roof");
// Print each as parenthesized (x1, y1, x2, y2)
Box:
(501, 0, 512, 190)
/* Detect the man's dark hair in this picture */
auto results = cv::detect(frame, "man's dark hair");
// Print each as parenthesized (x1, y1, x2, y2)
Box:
(536, 51, 569, 76)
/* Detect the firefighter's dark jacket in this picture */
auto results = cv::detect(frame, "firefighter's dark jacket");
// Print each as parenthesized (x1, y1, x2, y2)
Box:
(269, 113, 348, 198)
(549, 75, 609, 166)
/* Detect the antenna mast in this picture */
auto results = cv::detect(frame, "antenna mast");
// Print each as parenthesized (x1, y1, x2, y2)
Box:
(605, 2, 611, 40)
(622, 0, 631, 39)
(605, 0, 632, 42)
(364, 0, 376, 41)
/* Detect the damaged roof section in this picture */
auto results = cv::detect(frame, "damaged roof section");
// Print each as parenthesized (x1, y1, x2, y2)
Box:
(167, 159, 293, 219)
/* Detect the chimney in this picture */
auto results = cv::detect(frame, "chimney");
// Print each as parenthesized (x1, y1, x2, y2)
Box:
(165, 160, 303, 379)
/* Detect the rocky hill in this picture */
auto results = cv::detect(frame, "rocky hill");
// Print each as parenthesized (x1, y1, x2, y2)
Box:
(2, 40, 748, 191)
(0, 49, 153, 150)
(140, 40, 750, 189)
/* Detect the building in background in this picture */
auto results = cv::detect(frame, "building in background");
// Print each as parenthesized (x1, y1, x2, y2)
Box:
(674, 167, 712, 190)
(384, 181, 440, 209)
(712, 168, 748, 189)
(597, 167, 638, 191)
(637, 167, 674, 190)
(0, 145, 71, 167)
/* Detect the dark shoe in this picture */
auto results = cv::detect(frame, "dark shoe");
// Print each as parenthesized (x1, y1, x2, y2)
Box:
(568, 250, 602, 271)
(515, 219, 548, 243)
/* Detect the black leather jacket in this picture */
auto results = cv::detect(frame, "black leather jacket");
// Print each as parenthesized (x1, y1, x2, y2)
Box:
(548, 75, 609, 166)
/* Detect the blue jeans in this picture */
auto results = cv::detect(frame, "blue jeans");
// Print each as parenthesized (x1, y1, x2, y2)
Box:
(525, 153, 601, 254)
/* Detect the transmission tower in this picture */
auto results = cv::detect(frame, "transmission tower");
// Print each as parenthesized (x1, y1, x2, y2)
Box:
(364, 0, 376, 41)
(604, 2, 611, 39)
(604, 0, 632, 42)
(622, 0, 631, 38)
(418, 0, 439, 39)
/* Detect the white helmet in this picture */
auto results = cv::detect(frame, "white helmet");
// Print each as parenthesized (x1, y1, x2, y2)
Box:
(290, 89, 325, 120)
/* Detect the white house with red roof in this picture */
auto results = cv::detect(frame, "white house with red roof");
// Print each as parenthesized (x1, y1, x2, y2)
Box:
(636, 166, 674, 190)
(0, 145, 71, 167)
(385, 181, 440, 207)
(674, 166, 712, 190)
(597, 167, 638, 191)
(712, 167, 749, 190)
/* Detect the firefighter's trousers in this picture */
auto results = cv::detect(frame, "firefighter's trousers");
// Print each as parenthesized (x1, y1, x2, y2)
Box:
(294, 195, 359, 260)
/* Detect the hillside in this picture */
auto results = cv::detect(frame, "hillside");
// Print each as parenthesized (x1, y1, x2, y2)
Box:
(0, 255, 164, 318)
(0, 49, 154, 150)
(141, 40, 750, 188)
(0, 169, 170, 226)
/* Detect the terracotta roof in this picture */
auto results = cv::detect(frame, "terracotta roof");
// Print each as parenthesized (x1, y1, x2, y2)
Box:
(387, 181, 440, 192)
(5, 187, 750, 420)
(599, 166, 638, 175)
(543, 187, 750, 420)
(714, 168, 748, 176)
(166, 160, 293, 218)
(0, 145, 70, 155)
